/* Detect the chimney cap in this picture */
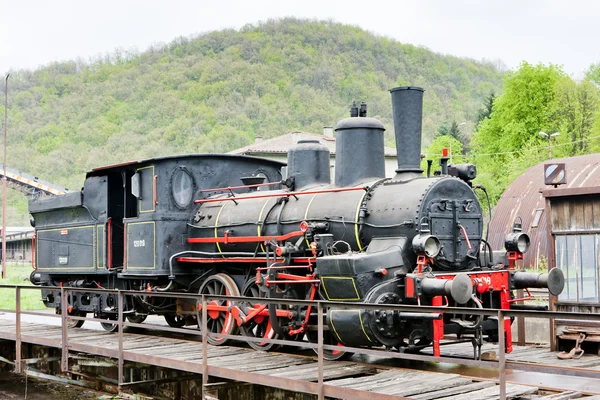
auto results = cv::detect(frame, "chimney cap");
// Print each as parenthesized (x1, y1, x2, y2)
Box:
(335, 116, 385, 131)
(389, 86, 424, 93)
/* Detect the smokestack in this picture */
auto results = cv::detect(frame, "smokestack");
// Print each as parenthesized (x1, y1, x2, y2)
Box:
(389, 87, 424, 175)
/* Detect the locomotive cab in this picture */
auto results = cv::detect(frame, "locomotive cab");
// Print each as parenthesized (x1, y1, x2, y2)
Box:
(29, 154, 284, 328)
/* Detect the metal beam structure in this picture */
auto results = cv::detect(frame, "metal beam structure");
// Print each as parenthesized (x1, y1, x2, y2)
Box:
(0, 163, 67, 197)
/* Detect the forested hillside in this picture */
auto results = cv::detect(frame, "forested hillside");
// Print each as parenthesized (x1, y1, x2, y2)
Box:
(3, 18, 503, 224)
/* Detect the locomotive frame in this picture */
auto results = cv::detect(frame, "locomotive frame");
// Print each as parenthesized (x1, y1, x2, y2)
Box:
(29, 86, 564, 360)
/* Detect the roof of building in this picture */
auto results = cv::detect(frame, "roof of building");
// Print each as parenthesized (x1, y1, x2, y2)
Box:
(0, 227, 35, 243)
(489, 153, 600, 268)
(228, 132, 398, 157)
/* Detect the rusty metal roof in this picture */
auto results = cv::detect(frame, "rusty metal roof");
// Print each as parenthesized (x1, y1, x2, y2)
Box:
(228, 132, 398, 157)
(489, 153, 600, 269)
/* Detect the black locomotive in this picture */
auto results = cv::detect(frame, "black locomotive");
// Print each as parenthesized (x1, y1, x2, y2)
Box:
(29, 86, 564, 359)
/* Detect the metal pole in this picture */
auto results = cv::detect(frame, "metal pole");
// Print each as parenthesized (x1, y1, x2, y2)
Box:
(317, 302, 324, 400)
(15, 286, 21, 373)
(498, 310, 506, 400)
(201, 295, 208, 397)
(118, 291, 124, 388)
(2, 74, 9, 280)
(60, 287, 68, 372)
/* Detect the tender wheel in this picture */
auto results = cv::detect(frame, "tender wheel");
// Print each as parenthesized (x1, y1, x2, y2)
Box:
(164, 314, 186, 328)
(126, 314, 147, 324)
(198, 273, 240, 346)
(100, 322, 119, 332)
(58, 309, 85, 329)
(306, 328, 353, 361)
(239, 280, 280, 351)
(99, 315, 119, 332)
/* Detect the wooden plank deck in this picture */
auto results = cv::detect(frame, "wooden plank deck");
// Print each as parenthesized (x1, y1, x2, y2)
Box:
(0, 321, 593, 399)
(422, 341, 600, 370)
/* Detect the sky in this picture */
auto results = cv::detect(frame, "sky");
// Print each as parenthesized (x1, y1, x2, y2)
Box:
(1, 0, 599, 77)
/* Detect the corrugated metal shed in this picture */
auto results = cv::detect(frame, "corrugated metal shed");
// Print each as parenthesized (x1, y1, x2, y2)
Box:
(489, 153, 600, 269)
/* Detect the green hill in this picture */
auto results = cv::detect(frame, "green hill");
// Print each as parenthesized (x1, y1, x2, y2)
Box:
(4, 18, 503, 224)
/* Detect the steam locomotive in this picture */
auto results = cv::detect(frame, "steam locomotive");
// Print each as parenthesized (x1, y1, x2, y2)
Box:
(29, 86, 564, 359)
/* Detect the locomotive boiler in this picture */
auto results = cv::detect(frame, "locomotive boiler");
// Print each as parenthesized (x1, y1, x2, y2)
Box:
(28, 86, 565, 360)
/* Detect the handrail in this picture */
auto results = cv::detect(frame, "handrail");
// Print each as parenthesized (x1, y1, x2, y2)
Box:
(198, 181, 281, 193)
(31, 234, 36, 270)
(153, 175, 158, 205)
(1, 283, 598, 321)
(5, 283, 600, 400)
(194, 186, 367, 204)
(107, 218, 112, 270)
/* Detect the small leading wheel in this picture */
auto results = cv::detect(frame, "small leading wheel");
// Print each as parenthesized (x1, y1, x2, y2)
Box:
(239, 280, 280, 351)
(306, 328, 353, 361)
(126, 314, 147, 324)
(198, 273, 240, 346)
(164, 314, 186, 328)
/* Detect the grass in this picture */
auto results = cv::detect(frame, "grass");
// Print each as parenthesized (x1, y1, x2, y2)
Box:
(0, 263, 45, 311)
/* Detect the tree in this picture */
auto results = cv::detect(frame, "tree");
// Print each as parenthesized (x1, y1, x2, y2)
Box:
(473, 62, 564, 158)
(472, 61, 600, 204)
(475, 92, 495, 125)
(551, 78, 599, 155)
(436, 121, 469, 154)
(2, 18, 505, 225)
(421, 135, 466, 173)
(585, 63, 600, 87)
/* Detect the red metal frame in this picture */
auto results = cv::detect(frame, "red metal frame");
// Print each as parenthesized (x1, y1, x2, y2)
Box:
(432, 296, 444, 357)
(288, 284, 319, 336)
(507, 251, 523, 269)
(500, 289, 513, 353)
(230, 304, 294, 327)
(187, 229, 306, 245)
(31, 234, 36, 270)
(436, 270, 510, 293)
(194, 186, 366, 204)
(416, 255, 431, 274)
(177, 257, 284, 264)
(506, 288, 531, 303)
(435, 270, 513, 353)
(265, 279, 321, 285)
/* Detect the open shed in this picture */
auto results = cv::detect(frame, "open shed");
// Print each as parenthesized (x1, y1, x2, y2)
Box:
(489, 154, 600, 270)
